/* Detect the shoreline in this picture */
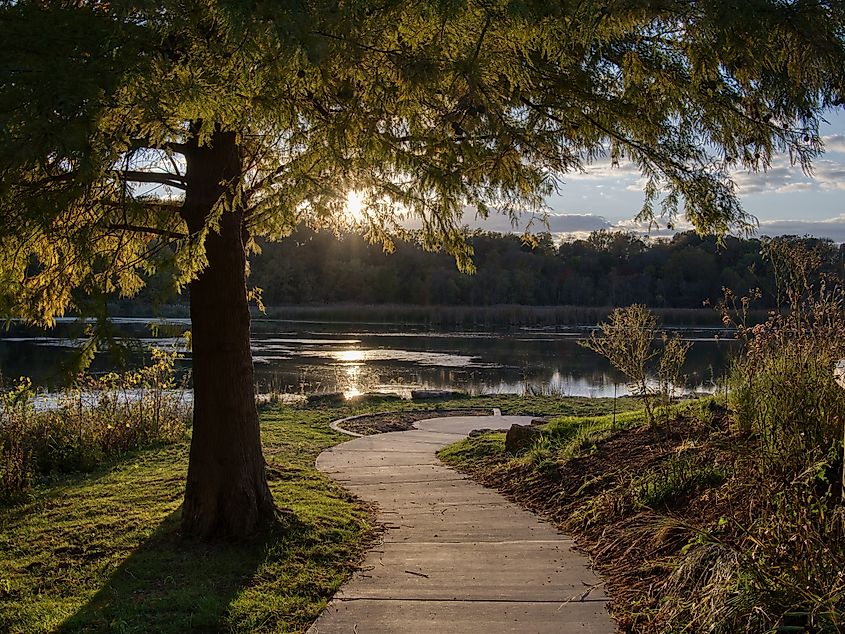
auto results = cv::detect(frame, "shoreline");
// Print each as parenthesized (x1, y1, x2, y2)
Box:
(102, 301, 759, 328)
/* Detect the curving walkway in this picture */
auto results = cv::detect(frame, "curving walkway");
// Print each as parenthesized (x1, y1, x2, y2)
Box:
(307, 415, 613, 634)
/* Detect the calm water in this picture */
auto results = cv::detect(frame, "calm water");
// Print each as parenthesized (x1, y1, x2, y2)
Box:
(0, 317, 737, 398)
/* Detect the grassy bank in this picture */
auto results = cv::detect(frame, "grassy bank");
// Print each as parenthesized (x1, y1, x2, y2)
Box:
(439, 397, 845, 632)
(106, 302, 755, 328)
(259, 303, 740, 328)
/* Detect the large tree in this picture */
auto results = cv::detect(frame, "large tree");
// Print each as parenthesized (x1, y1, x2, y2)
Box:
(1, 0, 843, 538)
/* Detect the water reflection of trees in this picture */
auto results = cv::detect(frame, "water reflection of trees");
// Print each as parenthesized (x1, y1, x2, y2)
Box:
(3, 323, 737, 398)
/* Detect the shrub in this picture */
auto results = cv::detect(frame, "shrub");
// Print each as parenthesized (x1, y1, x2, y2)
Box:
(579, 304, 691, 431)
(723, 239, 845, 472)
(679, 238, 845, 631)
(0, 378, 36, 503)
(659, 471, 845, 633)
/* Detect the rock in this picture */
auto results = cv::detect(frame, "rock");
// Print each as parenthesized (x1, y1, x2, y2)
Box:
(346, 392, 405, 405)
(410, 389, 466, 401)
(306, 392, 346, 406)
(468, 428, 494, 438)
(505, 423, 542, 454)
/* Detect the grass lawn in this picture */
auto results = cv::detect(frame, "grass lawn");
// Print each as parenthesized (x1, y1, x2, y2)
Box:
(0, 406, 372, 634)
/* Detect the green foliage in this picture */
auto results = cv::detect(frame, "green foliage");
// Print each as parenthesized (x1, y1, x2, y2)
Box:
(2, 1, 845, 322)
(726, 239, 845, 463)
(437, 432, 506, 465)
(0, 352, 189, 502)
(439, 406, 647, 473)
(580, 305, 691, 429)
(633, 454, 725, 509)
(246, 227, 801, 310)
(0, 379, 36, 504)
(547, 410, 648, 460)
(660, 474, 845, 634)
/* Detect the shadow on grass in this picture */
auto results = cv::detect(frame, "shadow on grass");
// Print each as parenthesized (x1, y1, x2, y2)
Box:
(58, 509, 304, 634)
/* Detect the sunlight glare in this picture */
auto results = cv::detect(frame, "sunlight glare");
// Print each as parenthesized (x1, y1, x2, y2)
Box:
(344, 387, 362, 400)
(336, 349, 366, 363)
(345, 190, 364, 222)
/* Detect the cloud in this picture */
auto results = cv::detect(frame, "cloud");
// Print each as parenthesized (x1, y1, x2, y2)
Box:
(733, 162, 810, 195)
(565, 159, 642, 182)
(611, 217, 693, 237)
(813, 160, 845, 190)
(558, 148, 845, 198)
(462, 205, 845, 244)
(756, 216, 845, 242)
(823, 134, 845, 153)
(465, 211, 612, 234)
(731, 155, 845, 195)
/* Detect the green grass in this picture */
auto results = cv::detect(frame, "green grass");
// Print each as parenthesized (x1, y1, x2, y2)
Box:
(0, 406, 371, 634)
(437, 432, 507, 465)
(438, 404, 646, 472)
(395, 393, 639, 418)
(632, 453, 726, 509)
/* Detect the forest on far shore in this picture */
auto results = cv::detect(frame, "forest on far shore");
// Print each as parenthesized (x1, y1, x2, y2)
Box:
(125, 229, 845, 312)
(245, 229, 844, 309)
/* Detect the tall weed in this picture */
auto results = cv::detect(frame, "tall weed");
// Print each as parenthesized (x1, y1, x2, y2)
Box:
(723, 239, 845, 470)
(0, 350, 190, 502)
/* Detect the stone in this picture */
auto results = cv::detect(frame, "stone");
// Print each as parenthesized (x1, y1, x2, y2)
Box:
(505, 423, 542, 454)
(410, 389, 466, 400)
(468, 428, 494, 438)
(306, 391, 346, 406)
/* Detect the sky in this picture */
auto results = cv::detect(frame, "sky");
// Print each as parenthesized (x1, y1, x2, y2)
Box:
(466, 110, 845, 242)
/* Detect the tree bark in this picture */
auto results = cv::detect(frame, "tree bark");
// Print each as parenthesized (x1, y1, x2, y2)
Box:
(179, 129, 276, 539)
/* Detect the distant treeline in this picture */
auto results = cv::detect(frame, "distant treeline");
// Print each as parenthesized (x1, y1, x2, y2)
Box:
(247, 228, 844, 310)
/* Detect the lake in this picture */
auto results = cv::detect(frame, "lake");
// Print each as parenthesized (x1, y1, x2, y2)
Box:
(0, 317, 737, 399)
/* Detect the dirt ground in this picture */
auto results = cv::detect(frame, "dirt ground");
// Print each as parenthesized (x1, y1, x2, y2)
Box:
(337, 408, 493, 435)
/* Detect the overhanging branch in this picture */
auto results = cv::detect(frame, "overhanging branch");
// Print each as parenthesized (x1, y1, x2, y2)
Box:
(101, 200, 184, 214)
(107, 223, 187, 239)
(128, 138, 191, 155)
(118, 170, 187, 190)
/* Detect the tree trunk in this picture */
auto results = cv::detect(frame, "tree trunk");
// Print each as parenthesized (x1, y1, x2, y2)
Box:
(179, 129, 276, 539)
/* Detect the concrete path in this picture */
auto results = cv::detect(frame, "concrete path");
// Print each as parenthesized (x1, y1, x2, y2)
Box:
(307, 415, 613, 634)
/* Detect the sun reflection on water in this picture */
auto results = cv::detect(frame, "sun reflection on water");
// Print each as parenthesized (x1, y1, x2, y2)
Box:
(336, 349, 366, 363)
(339, 349, 364, 398)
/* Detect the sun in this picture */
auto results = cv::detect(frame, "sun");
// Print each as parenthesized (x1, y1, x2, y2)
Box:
(345, 190, 364, 222)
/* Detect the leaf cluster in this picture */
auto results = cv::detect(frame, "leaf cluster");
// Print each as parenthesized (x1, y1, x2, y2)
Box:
(2, 0, 844, 323)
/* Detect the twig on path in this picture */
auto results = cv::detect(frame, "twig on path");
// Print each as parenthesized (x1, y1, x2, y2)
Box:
(404, 569, 430, 578)
(557, 580, 607, 608)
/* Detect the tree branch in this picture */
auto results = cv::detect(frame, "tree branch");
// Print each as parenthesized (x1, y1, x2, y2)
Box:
(107, 223, 187, 239)
(128, 138, 191, 155)
(117, 170, 187, 189)
(101, 200, 184, 214)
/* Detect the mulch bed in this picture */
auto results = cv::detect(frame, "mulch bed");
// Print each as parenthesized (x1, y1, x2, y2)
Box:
(447, 412, 741, 632)
(338, 408, 494, 436)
